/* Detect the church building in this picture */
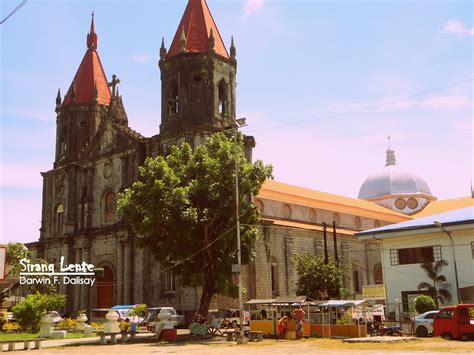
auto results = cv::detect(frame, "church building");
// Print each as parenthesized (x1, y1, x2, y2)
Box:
(29, 0, 471, 318)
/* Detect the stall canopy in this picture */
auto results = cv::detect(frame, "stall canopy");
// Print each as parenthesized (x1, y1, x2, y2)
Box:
(318, 300, 369, 307)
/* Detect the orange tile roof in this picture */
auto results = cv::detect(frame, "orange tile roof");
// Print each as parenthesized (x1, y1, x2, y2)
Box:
(167, 0, 229, 59)
(257, 180, 410, 222)
(63, 15, 111, 107)
(260, 218, 357, 236)
(413, 196, 474, 217)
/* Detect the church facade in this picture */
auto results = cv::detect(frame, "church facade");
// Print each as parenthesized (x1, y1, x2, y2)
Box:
(29, 0, 457, 318)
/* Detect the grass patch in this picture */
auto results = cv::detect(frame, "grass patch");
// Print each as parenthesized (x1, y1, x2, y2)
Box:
(0, 332, 86, 341)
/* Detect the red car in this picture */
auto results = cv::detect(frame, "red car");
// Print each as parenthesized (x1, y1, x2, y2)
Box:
(433, 304, 474, 341)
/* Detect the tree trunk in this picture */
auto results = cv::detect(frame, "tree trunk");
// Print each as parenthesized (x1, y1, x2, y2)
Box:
(196, 225, 216, 320)
(198, 278, 216, 320)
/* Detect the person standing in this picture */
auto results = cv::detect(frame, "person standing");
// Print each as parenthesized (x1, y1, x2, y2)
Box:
(293, 306, 306, 340)
(277, 316, 289, 339)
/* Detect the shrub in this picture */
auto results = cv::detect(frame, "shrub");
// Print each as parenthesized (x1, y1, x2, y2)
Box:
(414, 295, 436, 314)
(57, 318, 78, 329)
(2, 321, 21, 332)
(129, 304, 147, 318)
(12, 292, 66, 332)
(90, 322, 103, 330)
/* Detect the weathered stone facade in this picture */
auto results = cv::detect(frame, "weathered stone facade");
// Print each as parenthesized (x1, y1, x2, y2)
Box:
(29, 2, 410, 319)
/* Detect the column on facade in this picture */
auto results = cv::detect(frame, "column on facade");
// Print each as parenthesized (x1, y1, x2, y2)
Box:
(123, 240, 132, 304)
(116, 239, 124, 304)
(133, 243, 144, 303)
(254, 226, 272, 299)
(74, 247, 82, 311)
(284, 236, 294, 296)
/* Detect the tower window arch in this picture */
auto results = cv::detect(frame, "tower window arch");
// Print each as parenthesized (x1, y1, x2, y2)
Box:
(167, 81, 179, 115)
(56, 204, 64, 234)
(104, 191, 116, 223)
(374, 263, 383, 284)
(218, 79, 228, 115)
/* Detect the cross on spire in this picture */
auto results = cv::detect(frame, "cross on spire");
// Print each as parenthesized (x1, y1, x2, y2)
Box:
(108, 74, 120, 98)
(387, 135, 391, 149)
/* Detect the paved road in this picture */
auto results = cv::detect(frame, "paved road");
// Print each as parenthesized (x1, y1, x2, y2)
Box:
(8, 338, 474, 355)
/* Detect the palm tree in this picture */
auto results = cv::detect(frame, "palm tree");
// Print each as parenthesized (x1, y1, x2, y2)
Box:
(418, 259, 452, 308)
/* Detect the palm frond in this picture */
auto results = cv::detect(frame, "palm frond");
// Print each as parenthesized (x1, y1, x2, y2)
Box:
(435, 275, 447, 283)
(418, 282, 434, 291)
(433, 260, 448, 274)
(438, 288, 452, 303)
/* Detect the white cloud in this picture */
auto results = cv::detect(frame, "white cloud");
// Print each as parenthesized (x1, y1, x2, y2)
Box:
(132, 54, 154, 63)
(441, 19, 474, 36)
(243, 0, 264, 17)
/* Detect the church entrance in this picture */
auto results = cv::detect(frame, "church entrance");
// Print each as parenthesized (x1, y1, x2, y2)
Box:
(96, 265, 115, 308)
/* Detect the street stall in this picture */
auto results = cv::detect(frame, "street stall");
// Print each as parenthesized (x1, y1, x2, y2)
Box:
(312, 300, 369, 338)
(245, 296, 313, 339)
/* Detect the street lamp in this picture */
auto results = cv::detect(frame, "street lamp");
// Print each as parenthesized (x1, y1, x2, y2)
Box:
(226, 118, 247, 342)
(434, 221, 462, 304)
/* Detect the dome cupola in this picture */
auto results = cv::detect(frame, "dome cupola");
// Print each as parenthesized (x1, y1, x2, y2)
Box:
(358, 144, 436, 214)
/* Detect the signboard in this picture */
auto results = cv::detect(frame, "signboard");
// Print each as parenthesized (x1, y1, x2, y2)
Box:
(362, 284, 386, 300)
(0, 247, 6, 280)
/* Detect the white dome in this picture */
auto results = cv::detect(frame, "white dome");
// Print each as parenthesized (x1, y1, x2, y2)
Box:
(358, 149, 433, 200)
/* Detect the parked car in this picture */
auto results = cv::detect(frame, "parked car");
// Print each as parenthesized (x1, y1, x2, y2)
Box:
(218, 309, 250, 328)
(414, 310, 439, 337)
(110, 304, 145, 323)
(174, 309, 186, 327)
(433, 304, 474, 340)
(145, 307, 181, 332)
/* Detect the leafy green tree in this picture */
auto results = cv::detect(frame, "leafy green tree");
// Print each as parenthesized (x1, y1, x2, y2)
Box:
(5, 242, 31, 276)
(118, 132, 273, 318)
(418, 259, 452, 308)
(291, 254, 345, 300)
(1, 243, 57, 297)
(414, 294, 436, 314)
(12, 292, 66, 332)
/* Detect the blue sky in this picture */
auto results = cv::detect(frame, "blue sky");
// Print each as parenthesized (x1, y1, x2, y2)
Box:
(1, 0, 472, 243)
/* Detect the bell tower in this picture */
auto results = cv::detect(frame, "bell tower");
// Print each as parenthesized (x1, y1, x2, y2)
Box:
(54, 13, 111, 167)
(158, 0, 237, 149)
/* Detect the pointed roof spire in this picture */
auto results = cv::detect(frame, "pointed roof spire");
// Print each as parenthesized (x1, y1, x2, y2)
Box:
(62, 14, 111, 107)
(87, 11, 98, 50)
(160, 37, 167, 59)
(209, 28, 215, 52)
(385, 137, 396, 166)
(56, 89, 62, 107)
(230, 36, 236, 59)
(167, 0, 229, 59)
(180, 26, 187, 53)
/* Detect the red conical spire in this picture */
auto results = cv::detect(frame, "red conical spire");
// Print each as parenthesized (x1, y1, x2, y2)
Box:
(62, 13, 111, 107)
(87, 11, 98, 50)
(167, 0, 229, 59)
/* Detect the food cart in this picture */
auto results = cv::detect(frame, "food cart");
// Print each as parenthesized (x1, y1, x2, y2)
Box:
(246, 298, 370, 338)
(245, 296, 313, 338)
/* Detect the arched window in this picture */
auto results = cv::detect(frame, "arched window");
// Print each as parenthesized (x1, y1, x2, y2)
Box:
(167, 81, 179, 115)
(333, 212, 340, 226)
(218, 79, 228, 115)
(104, 192, 115, 222)
(56, 204, 64, 234)
(374, 263, 383, 285)
(374, 220, 381, 228)
(354, 216, 362, 229)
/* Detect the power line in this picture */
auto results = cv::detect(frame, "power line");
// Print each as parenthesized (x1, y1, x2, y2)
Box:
(245, 78, 473, 133)
(0, 0, 27, 25)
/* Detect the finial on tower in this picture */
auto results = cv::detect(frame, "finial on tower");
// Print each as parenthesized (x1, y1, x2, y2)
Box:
(56, 89, 62, 108)
(92, 81, 98, 102)
(160, 37, 167, 59)
(230, 36, 236, 59)
(385, 137, 396, 166)
(108, 74, 121, 98)
(70, 82, 77, 103)
(87, 11, 98, 50)
(180, 26, 187, 53)
(209, 28, 215, 53)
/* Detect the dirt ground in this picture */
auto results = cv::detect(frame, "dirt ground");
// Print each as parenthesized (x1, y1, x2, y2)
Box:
(11, 338, 474, 355)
